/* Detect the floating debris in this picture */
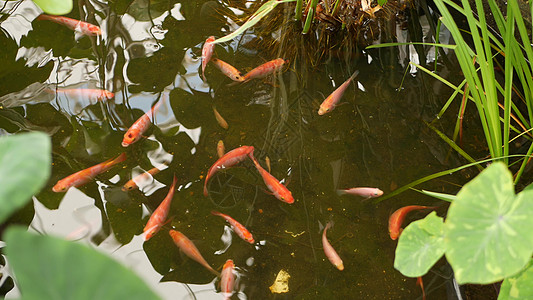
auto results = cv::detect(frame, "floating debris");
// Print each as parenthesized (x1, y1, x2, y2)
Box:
(269, 269, 290, 294)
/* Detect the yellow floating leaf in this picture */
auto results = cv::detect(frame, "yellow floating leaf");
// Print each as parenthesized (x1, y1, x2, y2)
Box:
(269, 269, 290, 294)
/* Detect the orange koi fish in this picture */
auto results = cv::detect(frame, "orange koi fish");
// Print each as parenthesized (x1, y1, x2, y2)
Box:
(169, 229, 220, 275)
(265, 156, 271, 173)
(336, 187, 383, 198)
(220, 259, 235, 299)
(204, 145, 254, 196)
(122, 99, 163, 147)
(318, 70, 359, 115)
(143, 175, 178, 241)
(52, 153, 126, 192)
(122, 166, 162, 191)
(212, 211, 254, 244)
(388, 205, 437, 240)
(201, 36, 215, 81)
(322, 222, 344, 271)
(213, 106, 228, 129)
(211, 58, 244, 82)
(217, 140, 225, 158)
(49, 88, 114, 100)
(37, 14, 101, 36)
(250, 155, 294, 204)
(242, 58, 287, 82)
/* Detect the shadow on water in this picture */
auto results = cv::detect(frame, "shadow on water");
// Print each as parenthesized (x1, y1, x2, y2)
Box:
(0, 0, 496, 298)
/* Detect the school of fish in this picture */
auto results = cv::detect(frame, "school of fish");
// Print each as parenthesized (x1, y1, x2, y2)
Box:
(44, 24, 437, 299)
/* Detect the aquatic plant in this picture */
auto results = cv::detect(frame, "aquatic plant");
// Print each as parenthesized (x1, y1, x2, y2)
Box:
(394, 163, 533, 298)
(0, 133, 159, 299)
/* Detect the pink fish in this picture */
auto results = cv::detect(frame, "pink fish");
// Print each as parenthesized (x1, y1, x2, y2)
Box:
(217, 140, 225, 158)
(204, 145, 254, 196)
(322, 222, 344, 270)
(37, 14, 101, 36)
(211, 58, 244, 82)
(318, 70, 359, 115)
(122, 99, 163, 147)
(220, 259, 235, 299)
(143, 175, 178, 241)
(250, 155, 294, 204)
(48, 88, 114, 100)
(336, 187, 383, 198)
(201, 36, 215, 81)
(169, 229, 219, 275)
(242, 58, 287, 82)
(211, 211, 254, 244)
(52, 153, 126, 192)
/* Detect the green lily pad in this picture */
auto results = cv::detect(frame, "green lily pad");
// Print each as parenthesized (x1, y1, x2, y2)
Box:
(394, 212, 445, 277)
(33, 0, 73, 15)
(498, 260, 533, 300)
(0, 132, 51, 223)
(445, 162, 533, 284)
(5, 227, 160, 300)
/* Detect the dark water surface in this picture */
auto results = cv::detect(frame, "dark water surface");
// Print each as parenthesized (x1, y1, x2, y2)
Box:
(0, 0, 484, 299)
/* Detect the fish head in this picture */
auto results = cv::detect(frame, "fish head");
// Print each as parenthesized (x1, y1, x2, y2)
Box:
(389, 228, 399, 240)
(103, 91, 114, 99)
(88, 26, 102, 36)
(232, 73, 245, 82)
(52, 181, 68, 193)
(279, 190, 294, 204)
(318, 105, 331, 115)
(143, 224, 161, 241)
(122, 129, 140, 147)
(122, 182, 136, 192)
(371, 188, 384, 197)
(223, 259, 235, 270)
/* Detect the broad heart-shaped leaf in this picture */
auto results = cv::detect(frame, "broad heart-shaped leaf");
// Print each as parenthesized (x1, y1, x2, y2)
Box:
(394, 212, 445, 277)
(32, 0, 72, 15)
(498, 260, 533, 300)
(445, 162, 533, 284)
(0, 132, 51, 223)
(5, 227, 161, 300)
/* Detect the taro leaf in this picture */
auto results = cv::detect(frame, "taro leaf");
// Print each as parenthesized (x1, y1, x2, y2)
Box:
(445, 162, 533, 284)
(498, 260, 533, 300)
(33, 0, 73, 15)
(0, 132, 50, 223)
(394, 212, 445, 277)
(5, 227, 160, 300)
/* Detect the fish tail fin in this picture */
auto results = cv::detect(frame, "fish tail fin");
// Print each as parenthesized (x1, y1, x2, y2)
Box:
(107, 153, 127, 167)
(325, 221, 334, 230)
(170, 174, 178, 189)
(36, 14, 51, 21)
(211, 210, 221, 217)
(350, 70, 360, 81)
(203, 183, 208, 197)
(336, 189, 346, 196)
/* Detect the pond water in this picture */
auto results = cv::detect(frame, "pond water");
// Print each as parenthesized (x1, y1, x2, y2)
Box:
(0, 0, 491, 299)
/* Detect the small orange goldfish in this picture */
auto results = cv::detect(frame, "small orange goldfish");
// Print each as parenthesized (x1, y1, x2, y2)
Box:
(220, 259, 235, 299)
(250, 155, 294, 204)
(122, 166, 162, 191)
(201, 36, 215, 81)
(37, 14, 101, 36)
(49, 88, 114, 100)
(52, 153, 126, 192)
(217, 140, 225, 158)
(213, 106, 228, 129)
(322, 222, 344, 270)
(211, 58, 244, 82)
(204, 145, 254, 196)
(318, 70, 359, 115)
(169, 229, 219, 275)
(122, 100, 162, 147)
(388, 205, 437, 240)
(212, 211, 254, 244)
(242, 58, 287, 82)
(144, 175, 178, 240)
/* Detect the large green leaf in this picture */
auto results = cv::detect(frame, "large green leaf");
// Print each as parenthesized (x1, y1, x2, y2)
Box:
(498, 260, 533, 300)
(32, 0, 73, 15)
(0, 132, 51, 223)
(394, 212, 445, 277)
(445, 162, 533, 284)
(5, 227, 160, 300)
